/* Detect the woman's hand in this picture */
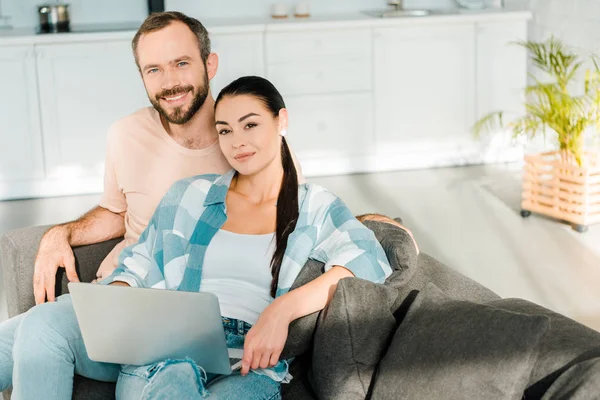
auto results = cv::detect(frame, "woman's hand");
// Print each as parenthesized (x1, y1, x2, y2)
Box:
(241, 298, 292, 376)
(240, 266, 354, 376)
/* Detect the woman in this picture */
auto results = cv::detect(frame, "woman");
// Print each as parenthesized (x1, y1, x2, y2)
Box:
(99, 76, 393, 398)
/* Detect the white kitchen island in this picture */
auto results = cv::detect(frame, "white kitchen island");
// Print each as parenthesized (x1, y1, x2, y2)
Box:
(0, 7, 531, 200)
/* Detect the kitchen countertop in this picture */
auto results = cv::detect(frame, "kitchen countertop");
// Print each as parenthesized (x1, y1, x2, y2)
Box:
(0, 6, 532, 46)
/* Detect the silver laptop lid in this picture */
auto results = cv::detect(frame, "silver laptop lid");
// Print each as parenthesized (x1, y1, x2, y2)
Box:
(69, 282, 235, 375)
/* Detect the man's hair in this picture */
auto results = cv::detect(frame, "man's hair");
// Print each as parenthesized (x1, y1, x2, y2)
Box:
(132, 11, 211, 70)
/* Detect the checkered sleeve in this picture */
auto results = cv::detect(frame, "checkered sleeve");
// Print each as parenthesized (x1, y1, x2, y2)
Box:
(100, 179, 196, 288)
(311, 196, 392, 283)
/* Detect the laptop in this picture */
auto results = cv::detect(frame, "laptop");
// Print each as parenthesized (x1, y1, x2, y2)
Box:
(68, 282, 243, 375)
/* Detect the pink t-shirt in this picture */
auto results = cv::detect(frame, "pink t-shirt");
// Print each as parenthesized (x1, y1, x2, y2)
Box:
(96, 107, 305, 279)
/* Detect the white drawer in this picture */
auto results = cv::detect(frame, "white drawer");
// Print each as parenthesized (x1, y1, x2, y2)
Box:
(266, 29, 371, 64)
(268, 58, 371, 96)
(285, 92, 373, 158)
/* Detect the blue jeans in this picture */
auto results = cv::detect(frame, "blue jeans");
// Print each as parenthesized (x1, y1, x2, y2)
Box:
(116, 317, 282, 399)
(0, 294, 120, 399)
(0, 295, 282, 399)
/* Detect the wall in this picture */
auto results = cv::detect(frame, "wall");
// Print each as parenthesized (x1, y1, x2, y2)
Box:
(3, 0, 485, 28)
(529, 0, 600, 54)
(2, 0, 148, 28)
(165, 0, 462, 20)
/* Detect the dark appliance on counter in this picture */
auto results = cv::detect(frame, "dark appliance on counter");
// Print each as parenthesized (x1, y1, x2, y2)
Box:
(148, 0, 165, 14)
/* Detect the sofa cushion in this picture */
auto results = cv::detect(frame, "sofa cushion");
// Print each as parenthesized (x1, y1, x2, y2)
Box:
(72, 375, 115, 400)
(310, 278, 401, 400)
(361, 220, 419, 283)
(370, 283, 550, 400)
(280, 259, 325, 360)
(281, 219, 418, 360)
(540, 357, 600, 400)
(486, 298, 600, 398)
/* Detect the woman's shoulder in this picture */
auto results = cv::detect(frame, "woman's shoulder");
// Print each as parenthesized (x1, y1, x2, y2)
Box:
(160, 173, 225, 208)
(298, 183, 343, 212)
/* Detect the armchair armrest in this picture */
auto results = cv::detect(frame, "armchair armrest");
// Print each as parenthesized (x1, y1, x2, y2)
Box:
(0, 225, 122, 317)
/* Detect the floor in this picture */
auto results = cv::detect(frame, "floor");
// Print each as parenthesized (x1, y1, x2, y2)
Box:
(1, 163, 599, 331)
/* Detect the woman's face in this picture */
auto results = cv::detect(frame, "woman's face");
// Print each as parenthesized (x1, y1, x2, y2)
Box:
(215, 95, 287, 176)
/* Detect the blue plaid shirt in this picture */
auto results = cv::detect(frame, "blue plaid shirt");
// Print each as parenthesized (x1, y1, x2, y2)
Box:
(103, 169, 392, 296)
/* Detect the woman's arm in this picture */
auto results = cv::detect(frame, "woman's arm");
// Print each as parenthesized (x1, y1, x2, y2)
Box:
(275, 266, 353, 322)
(241, 189, 393, 375)
(100, 179, 200, 288)
(100, 215, 162, 288)
(240, 266, 352, 375)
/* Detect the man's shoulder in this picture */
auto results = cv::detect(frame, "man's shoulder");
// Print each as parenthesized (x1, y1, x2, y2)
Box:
(107, 107, 157, 142)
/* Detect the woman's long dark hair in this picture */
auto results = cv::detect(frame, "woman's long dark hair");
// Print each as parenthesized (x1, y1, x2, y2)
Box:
(215, 76, 299, 297)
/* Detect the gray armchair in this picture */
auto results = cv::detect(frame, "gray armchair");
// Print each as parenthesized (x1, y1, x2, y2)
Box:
(1, 225, 122, 318)
(1, 226, 123, 400)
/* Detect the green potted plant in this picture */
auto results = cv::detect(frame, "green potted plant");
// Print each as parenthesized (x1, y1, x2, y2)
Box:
(474, 36, 600, 232)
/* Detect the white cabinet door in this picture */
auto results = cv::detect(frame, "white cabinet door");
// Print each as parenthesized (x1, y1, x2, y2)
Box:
(285, 93, 373, 159)
(36, 41, 148, 179)
(373, 24, 476, 152)
(476, 21, 528, 161)
(210, 32, 265, 97)
(0, 45, 45, 182)
(476, 21, 527, 125)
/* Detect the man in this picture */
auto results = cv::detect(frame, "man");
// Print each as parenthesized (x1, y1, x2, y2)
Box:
(33, 11, 304, 305)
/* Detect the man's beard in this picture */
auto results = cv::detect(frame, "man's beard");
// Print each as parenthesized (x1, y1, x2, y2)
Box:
(150, 73, 209, 125)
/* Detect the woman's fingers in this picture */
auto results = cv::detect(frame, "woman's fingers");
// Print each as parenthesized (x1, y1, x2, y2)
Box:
(269, 350, 281, 367)
(259, 350, 271, 369)
(241, 344, 253, 376)
(250, 347, 264, 370)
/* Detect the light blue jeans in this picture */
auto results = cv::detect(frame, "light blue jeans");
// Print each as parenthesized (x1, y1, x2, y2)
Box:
(0, 294, 282, 399)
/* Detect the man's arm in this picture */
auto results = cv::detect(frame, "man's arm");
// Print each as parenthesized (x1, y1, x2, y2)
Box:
(33, 206, 125, 304)
(56, 205, 125, 246)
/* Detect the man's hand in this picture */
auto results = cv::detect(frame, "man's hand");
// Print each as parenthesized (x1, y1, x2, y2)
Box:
(109, 281, 130, 287)
(241, 298, 292, 376)
(33, 226, 80, 304)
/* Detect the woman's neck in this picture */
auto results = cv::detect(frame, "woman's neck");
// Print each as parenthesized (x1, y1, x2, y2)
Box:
(232, 162, 284, 205)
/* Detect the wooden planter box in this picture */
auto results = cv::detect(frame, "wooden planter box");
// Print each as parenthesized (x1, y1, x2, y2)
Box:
(521, 151, 600, 232)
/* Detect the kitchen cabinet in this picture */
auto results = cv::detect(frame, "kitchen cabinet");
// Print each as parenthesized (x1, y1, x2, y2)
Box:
(266, 28, 371, 96)
(373, 24, 476, 153)
(0, 45, 45, 183)
(210, 32, 265, 97)
(0, 10, 532, 199)
(266, 28, 374, 172)
(476, 21, 527, 128)
(285, 92, 373, 159)
(475, 20, 528, 161)
(36, 40, 148, 180)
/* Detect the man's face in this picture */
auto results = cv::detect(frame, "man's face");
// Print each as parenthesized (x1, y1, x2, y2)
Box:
(137, 22, 210, 125)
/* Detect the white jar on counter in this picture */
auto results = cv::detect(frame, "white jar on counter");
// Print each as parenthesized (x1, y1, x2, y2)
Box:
(456, 0, 486, 9)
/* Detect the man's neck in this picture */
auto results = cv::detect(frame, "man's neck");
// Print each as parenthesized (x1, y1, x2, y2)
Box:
(161, 96, 218, 150)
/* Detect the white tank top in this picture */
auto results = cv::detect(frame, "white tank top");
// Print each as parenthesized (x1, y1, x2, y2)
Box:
(200, 229, 276, 325)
